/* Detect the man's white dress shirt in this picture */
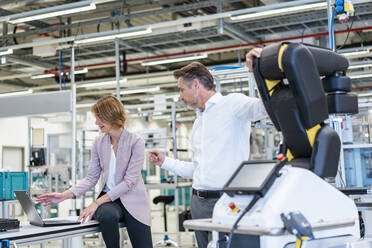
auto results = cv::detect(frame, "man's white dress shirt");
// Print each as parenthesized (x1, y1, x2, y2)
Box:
(162, 89, 267, 190)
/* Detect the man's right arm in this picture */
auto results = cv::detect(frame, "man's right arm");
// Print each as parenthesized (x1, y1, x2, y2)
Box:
(149, 150, 195, 178)
(161, 157, 195, 178)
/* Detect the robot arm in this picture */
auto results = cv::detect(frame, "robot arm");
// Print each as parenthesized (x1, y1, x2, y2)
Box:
(253, 42, 358, 177)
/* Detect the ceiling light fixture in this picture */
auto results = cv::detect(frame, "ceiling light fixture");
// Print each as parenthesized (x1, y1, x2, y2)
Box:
(230, 2, 326, 21)
(0, 89, 33, 97)
(75, 27, 152, 44)
(120, 86, 160, 95)
(349, 73, 372, 79)
(76, 103, 94, 108)
(141, 53, 208, 66)
(77, 78, 127, 88)
(341, 50, 370, 57)
(74, 68, 89, 74)
(0, 49, 13, 56)
(8, 3, 96, 24)
(31, 73, 55, 79)
(348, 63, 372, 69)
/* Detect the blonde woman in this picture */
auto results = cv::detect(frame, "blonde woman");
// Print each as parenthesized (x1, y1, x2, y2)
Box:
(37, 96, 153, 248)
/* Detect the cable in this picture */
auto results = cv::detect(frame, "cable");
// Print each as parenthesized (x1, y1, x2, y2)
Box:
(330, 8, 336, 51)
(336, 12, 355, 51)
(226, 194, 261, 248)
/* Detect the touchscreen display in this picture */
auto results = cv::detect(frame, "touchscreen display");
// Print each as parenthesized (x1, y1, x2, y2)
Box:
(226, 162, 276, 190)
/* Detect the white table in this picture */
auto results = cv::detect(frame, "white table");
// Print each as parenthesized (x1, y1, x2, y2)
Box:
(0, 216, 125, 248)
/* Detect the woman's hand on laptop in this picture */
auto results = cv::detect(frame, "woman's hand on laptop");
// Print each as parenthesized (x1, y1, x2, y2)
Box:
(78, 202, 98, 223)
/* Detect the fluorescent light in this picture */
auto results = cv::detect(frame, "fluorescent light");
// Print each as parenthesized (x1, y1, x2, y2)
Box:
(9, 3, 96, 24)
(341, 50, 370, 57)
(120, 86, 160, 95)
(358, 92, 372, 97)
(77, 78, 127, 88)
(151, 115, 171, 120)
(31, 73, 55, 79)
(62, 68, 89, 76)
(230, 2, 326, 21)
(348, 63, 372, 69)
(74, 68, 89, 74)
(0, 89, 33, 97)
(229, 86, 249, 92)
(75, 27, 152, 44)
(0, 49, 13, 56)
(177, 116, 196, 122)
(76, 103, 94, 108)
(142, 53, 208, 66)
(350, 73, 372, 79)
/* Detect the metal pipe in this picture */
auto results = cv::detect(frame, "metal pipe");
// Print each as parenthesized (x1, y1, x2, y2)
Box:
(0, 0, 325, 52)
(2, 22, 7, 64)
(43, 26, 372, 73)
(115, 38, 121, 99)
(9, 25, 360, 77)
(6, 0, 242, 40)
(215, 78, 221, 93)
(0, 1, 93, 22)
(217, 1, 223, 35)
(2, 24, 370, 86)
(71, 45, 77, 214)
(171, 102, 180, 245)
(27, 117, 32, 201)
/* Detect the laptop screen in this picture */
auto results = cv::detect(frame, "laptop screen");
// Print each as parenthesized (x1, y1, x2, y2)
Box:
(14, 190, 43, 225)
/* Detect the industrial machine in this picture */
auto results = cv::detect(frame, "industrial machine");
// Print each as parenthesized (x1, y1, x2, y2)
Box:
(184, 42, 364, 247)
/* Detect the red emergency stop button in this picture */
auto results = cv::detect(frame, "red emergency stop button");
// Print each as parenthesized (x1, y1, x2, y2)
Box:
(229, 202, 238, 212)
(277, 153, 285, 161)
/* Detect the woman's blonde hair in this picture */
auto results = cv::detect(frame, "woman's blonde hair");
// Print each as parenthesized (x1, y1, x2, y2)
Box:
(91, 96, 127, 129)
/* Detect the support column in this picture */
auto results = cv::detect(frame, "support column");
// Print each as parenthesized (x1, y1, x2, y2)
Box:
(171, 102, 180, 245)
(71, 46, 77, 215)
(115, 38, 121, 99)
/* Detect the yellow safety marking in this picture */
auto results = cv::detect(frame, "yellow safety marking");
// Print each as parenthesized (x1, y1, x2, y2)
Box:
(278, 44, 288, 72)
(264, 79, 281, 96)
(286, 149, 294, 161)
(306, 124, 321, 147)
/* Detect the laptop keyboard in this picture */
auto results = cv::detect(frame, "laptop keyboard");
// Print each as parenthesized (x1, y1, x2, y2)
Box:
(44, 220, 78, 224)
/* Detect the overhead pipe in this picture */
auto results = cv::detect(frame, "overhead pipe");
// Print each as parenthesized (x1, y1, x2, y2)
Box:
(44, 25, 372, 74)
(5, 0, 318, 40)
(0, 0, 326, 51)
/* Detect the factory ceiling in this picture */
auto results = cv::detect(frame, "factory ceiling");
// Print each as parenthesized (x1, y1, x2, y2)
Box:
(0, 0, 372, 119)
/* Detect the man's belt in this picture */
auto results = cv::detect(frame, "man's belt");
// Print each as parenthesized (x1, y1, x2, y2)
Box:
(192, 188, 222, 198)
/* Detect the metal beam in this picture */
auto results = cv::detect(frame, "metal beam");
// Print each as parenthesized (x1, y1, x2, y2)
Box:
(0, 78, 35, 88)
(8, 55, 52, 70)
(70, 45, 77, 215)
(0, 8, 50, 28)
(5, 0, 242, 40)
(115, 38, 121, 99)
(223, 22, 259, 43)
(118, 39, 158, 56)
(223, 29, 250, 44)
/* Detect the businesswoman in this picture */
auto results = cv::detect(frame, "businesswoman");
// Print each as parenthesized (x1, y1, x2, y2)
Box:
(37, 96, 153, 248)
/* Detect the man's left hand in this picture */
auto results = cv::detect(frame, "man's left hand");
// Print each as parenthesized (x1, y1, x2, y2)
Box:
(246, 47, 263, 72)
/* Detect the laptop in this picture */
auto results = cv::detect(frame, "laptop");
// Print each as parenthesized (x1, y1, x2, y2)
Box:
(14, 190, 81, 227)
